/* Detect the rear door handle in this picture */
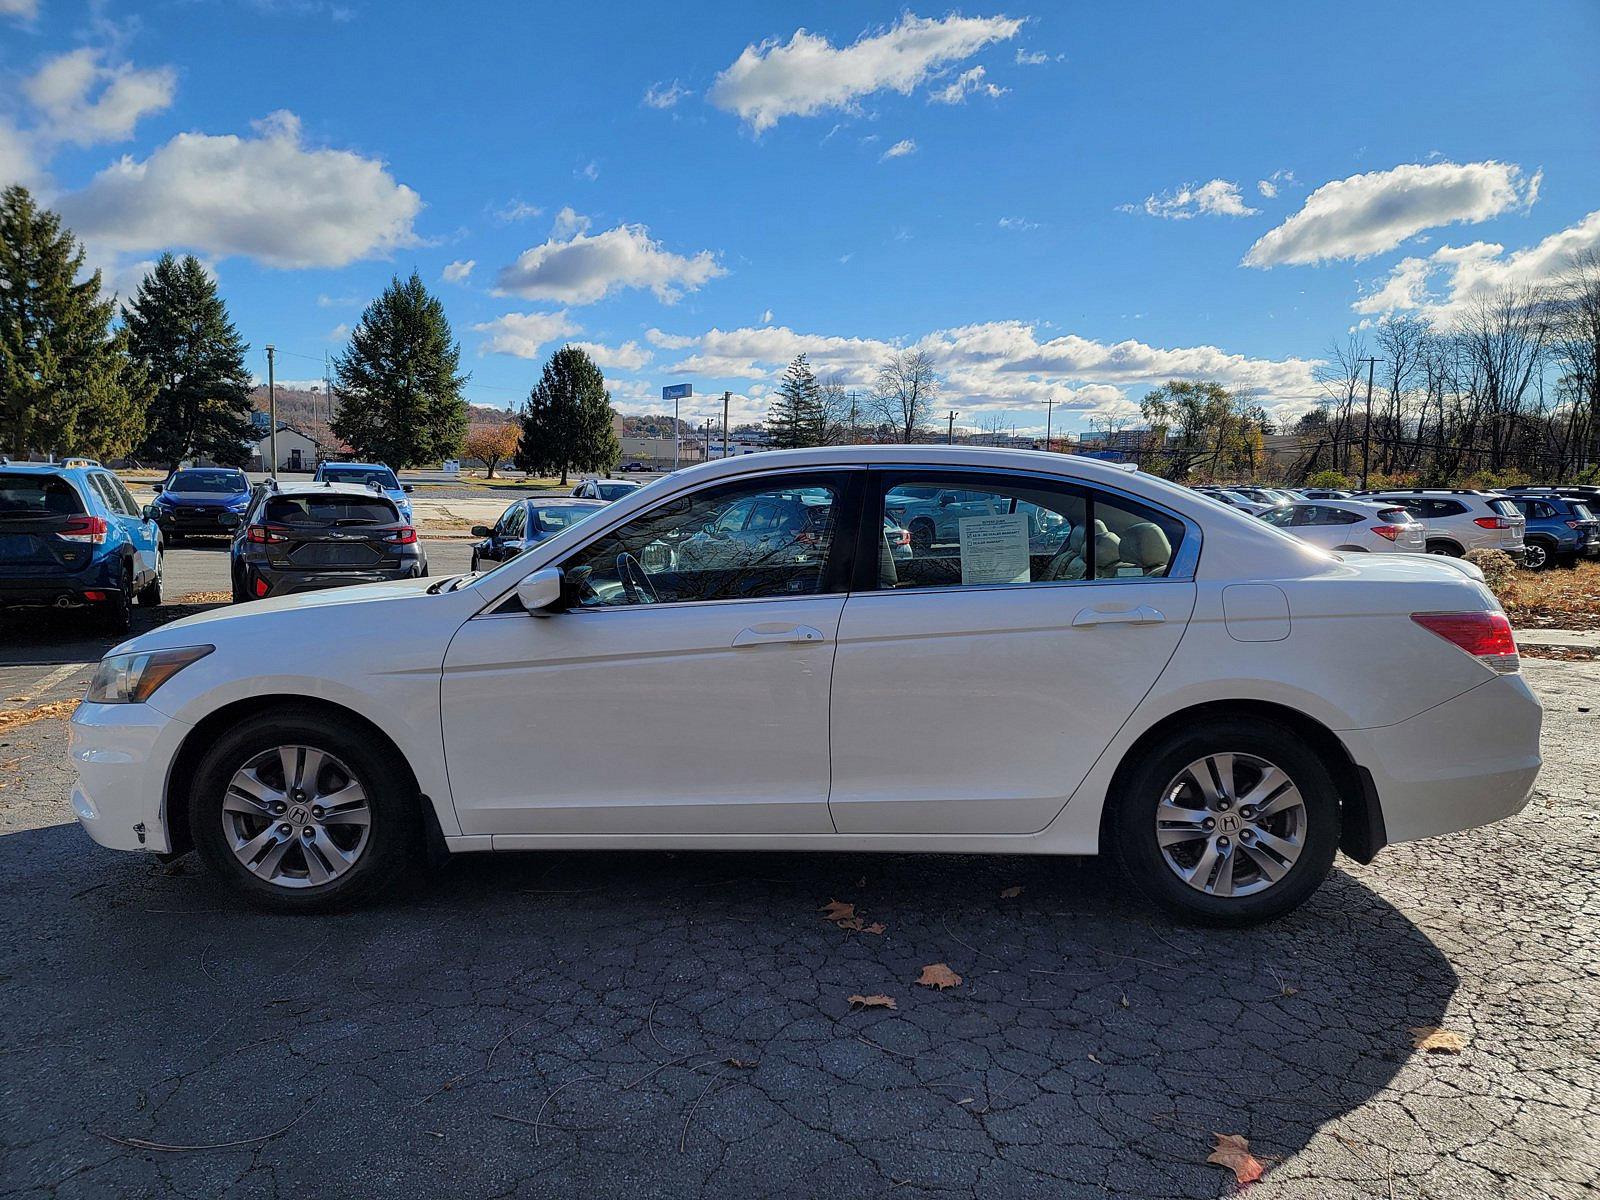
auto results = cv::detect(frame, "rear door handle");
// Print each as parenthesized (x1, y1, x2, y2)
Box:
(1071, 604, 1165, 628)
(732, 624, 826, 648)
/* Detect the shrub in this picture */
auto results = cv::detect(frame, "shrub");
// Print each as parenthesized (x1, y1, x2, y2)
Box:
(1305, 469, 1351, 491)
(1463, 548, 1517, 596)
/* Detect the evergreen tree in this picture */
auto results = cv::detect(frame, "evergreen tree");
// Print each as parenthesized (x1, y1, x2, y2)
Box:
(124, 253, 254, 469)
(331, 271, 468, 467)
(768, 353, 825, 448)
(514, 345, 620, 486)
(0, 185, 148, 459)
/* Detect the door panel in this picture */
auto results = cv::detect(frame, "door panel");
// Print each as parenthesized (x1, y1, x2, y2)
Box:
(442, 597, 844, 835)
(828, 581, 1195, 835)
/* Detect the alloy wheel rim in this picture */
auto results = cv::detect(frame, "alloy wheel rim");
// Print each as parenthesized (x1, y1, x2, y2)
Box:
(221, 745, 372, 889)
(1154, 752, 1306, 898)
(1525, 544, 1547, 568)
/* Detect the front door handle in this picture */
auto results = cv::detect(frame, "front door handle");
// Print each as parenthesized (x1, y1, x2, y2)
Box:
(1071, 604, 1165, 628)
(732, 624, 826, 648)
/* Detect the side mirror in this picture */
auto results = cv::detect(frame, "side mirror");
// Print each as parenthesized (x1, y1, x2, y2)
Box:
(471, 525, 492, 538)
(142, 505, 159, 521)
(402, 483, 414, 493)
(938, 494, 954, 507)
(517, 567, 566, 615)
(218, 511, 242, 530)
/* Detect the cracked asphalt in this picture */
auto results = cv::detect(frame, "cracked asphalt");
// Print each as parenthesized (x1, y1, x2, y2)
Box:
(0, 661, 1596, 1199)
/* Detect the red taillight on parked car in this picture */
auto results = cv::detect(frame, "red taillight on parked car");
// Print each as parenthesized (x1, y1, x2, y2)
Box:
(246, 524, 289, 544)
(253, 576, 270, 597)
(1473, 516, 1514, 529)
(59, 515, 108, 544)
(1411, 611, 1520, 674)
(888, 527, 911, 547)
(385, 526, 418, 545)
(1371, 524, 1401, 541)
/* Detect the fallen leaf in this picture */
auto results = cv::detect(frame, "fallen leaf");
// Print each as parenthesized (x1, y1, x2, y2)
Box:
(835, 917, 865, 931)
(819, 899, 856, 923)
(863, 923, 886, 935)
(723, 1058, 758, 1069)
(1207, 1132, 1265, 1185)
(999, 886, 1023, 898)
(1410, 1026, 1466, 1054)
(174, 591, 231, 605)
(847, 994, 897, 1011)
(916, 963, 962, 990)
(0, 700, 77, 736)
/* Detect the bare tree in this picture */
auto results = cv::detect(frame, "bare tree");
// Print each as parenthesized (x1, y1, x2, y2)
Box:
(1455, 285, 1550, 471)
(1373, 316, 1429, 472)
(1552, 248, 1600, 474)
(872, 349, 940, 443)
(976, 411, 1008, 445)
(1314, 334, 1369, 475)
(819, 373, 869, 444)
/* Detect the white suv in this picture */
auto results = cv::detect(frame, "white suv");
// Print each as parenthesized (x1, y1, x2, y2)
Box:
(1363, 490, 1526, 559)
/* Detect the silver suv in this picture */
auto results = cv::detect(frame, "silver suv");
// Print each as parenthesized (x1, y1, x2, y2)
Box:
(1362, 490, 1526, 559)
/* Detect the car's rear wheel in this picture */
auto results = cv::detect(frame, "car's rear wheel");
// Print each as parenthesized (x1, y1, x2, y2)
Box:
(1425, 539, 1462, 557)
(910, 518, 935, 551)
(98, 561, 134, 633)
(1110, 717, 1340, 925)
(189, 712, 422, 912)
(1522, 539, 1553, 571)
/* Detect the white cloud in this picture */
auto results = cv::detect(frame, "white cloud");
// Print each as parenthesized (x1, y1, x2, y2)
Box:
(643, 80, 690, 109)
(495, 222, 724, 305)
(0, 119, 42, 189)
(550, 205, 590, 239)
(997, 215, 1038, 231)
(646, 319, 1317, 411)
(56, 111, 422, 269)
(708, 12, 1023, 132)
(1014, 48, 1058, 65)
(327, 322, 350, 341)
(760, 308, 774, 324)
(1, 0, 40, 20)
(442, 258, 474, 284)
(316, 292, 359, 308)
(24, 49, 176, 146)
(472, 310, 582, 359)
(880, 138, 917, 161)
(1244, 161, 1541, 267)
(929, 65, 1006, 104)
(1125, 179, 1258, 219)
(1256, 169, 1295, 199)
(1353, 208, 1600, 324)
(568, 339, 652, 370)
(495, 199, 543, 222)
(579, 160, 599, 181)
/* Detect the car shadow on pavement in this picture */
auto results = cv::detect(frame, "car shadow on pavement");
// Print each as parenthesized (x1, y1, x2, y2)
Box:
(0, 826, 1456, 1200)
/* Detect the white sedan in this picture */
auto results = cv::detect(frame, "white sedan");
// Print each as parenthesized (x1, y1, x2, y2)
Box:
(69, 447, 1541, 925)
(1258, 499, 1427, 554)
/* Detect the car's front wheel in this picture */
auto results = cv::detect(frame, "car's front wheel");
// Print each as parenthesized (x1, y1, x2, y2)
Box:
(189, 711, 422, 912)
(1109, 717, 1340, 926)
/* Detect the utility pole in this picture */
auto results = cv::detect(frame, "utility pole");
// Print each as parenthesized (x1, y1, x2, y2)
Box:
(946, 410, 959, 445)
(324, 351, 334, 423)
(722, 390, 730, 460)
(1356, 356, 1379, 488)
(1045, 394, 1053, 452)
(266, 345, 278, 479)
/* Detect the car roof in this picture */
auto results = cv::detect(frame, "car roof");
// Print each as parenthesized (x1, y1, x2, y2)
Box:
(1301, 498, 1412, 515)
(266, 480, 400, 501)
(528, 497, 607, 507)
(0, 462, 98, 476)
(319, 461, 393, 470)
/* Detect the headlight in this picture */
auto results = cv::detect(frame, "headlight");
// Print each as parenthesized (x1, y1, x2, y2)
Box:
(87, 645, 213, 704)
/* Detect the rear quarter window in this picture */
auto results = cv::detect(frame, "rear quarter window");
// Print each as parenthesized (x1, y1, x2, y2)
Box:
(264, 495, 399, 525)
(1487, 498, 1521, 518)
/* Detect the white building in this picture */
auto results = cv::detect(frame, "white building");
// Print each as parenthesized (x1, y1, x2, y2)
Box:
(247, 425, 322, 472)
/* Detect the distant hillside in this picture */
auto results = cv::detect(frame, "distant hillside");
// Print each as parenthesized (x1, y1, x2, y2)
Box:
(249, 387, 515, 434)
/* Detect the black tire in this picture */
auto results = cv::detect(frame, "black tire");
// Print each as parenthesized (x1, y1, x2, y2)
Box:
(1425, 539, 1462, 557)
(469, 552, 479, 572)
(137, 550, 163, 606)
(910, 518, 935, 551)
(98, 561, 134, 633)
(1521, 539, 1554, 571)
(189, 710, 422, 913)
(230, 568, 248, 604)
(1109, 716, 1341, 926)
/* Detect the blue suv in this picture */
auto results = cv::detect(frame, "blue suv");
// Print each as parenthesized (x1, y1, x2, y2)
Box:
(152, 466, 252, 541)
(312, 462, 414, 523)
(1505, 491, 1600, 570)
(0, 462, 164, 631)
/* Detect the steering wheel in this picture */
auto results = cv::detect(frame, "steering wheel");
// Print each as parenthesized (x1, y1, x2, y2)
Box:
(615, 552, 660, 604)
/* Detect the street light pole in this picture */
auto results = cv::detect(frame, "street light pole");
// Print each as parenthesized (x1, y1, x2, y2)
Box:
(265, 344, 277, 479)
(722, 390, 730, 460)
(946, 410, 959, 444)
(1045, 394, 1053, 452)
(1356, 356, 1379, 488)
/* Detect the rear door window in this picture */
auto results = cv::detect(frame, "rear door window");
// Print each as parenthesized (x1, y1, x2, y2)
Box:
(263, 495, 398, 526)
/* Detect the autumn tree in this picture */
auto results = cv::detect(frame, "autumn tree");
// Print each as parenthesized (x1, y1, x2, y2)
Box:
(514, 345, 619, 485)
(0, 185, 148, 459)
(463, 422, 520, 478)
(124, 253, 254, 469)
(331, 272, 468, 467)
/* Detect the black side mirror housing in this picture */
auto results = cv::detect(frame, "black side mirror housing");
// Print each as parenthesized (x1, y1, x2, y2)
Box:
(471, 525, 492, 538)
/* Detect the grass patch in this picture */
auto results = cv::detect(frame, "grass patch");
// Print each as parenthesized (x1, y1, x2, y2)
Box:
(1503, 560, 1600, 631)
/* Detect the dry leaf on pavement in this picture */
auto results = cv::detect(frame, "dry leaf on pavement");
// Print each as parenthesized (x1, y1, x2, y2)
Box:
(863, 922, 885, 935)
(1410, 1026, 1466, 1053)
(723, 1058, 758, 1069)
(0, 700, 77, 735)
(1207, 1132, 1265, 1185)
(847, 994, 897, 1011)
(916, 963, 962, 990)
(999, 886, 1023, 898)
(819, 899, 856, 924)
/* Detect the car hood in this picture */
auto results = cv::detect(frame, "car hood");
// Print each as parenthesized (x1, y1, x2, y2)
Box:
(163, 491, 248, 504)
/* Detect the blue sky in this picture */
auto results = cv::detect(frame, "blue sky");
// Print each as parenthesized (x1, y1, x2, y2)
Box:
(3, 0, 1597, 435)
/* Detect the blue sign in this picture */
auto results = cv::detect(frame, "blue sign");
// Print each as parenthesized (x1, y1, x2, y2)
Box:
(661, 383, 693, 401)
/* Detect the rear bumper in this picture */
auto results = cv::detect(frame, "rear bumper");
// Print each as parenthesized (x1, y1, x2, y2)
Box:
(1338, 673, 1542, 845)
(246, 558, 426, 596)
(0, 564, 120, 609)
(69, 700, 190, 854)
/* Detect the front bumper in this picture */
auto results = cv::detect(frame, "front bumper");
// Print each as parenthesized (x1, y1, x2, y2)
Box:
(1338, 672, 1542, 845)
(157, 506, 243, 535)
(69, 700, 191, 853)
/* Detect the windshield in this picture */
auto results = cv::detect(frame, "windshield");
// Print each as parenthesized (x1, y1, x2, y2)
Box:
(531, 504, 599, 531)
(0, 473, 85, 519)
(596, 482, 637, 500)
(264, 495, 399, 526)
(320, 467, 399, 490)
(169, 469, 247, 494)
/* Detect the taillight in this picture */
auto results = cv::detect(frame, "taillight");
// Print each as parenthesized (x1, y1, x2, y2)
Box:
(1371, 524, 1401, 541)
(246, 524, 289, 544)
(795, 530, 819, 545)
(59, 515, 108, 544)
(385, 526, 418, 545)
(1473, 516, 1514, 529)
(888, 528, 910, 547)
(1411, 611, 1519, 674)
(1565, 519, 1581, 529)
